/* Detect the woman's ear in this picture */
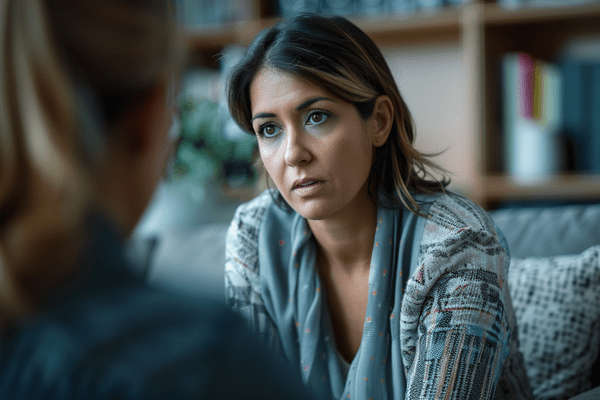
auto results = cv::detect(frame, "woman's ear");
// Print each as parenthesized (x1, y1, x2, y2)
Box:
(369, 95, 394, 147)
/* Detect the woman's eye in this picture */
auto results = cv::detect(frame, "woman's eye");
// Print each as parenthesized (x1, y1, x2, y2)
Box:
(306, 111, 329, 126)
(258, 124, 281, 138)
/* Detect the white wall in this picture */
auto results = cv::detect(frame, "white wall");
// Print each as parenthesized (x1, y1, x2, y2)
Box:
(382, 43, 477, 195)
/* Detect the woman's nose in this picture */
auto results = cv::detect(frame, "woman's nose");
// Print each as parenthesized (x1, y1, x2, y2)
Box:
(284, 128, 312, 167)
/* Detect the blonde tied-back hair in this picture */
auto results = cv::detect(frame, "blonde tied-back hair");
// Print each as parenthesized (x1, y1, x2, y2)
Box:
(0, 0, 183, 323)
(228, 14, 449, 215)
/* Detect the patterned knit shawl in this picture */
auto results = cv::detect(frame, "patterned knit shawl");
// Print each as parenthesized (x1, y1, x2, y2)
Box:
(257, 194, 437, 399)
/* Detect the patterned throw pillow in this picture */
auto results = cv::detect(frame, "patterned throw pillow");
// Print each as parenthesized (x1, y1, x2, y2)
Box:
(508, 246, 600, 400)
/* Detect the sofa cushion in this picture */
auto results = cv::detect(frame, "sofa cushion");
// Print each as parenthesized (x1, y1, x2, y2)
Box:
(508, 246, 600, 400)
(489, 204, 600, 259)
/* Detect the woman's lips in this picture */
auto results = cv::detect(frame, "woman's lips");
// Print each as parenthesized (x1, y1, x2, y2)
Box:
(296, 180, 318, 188)
(293, 181, 325, 196)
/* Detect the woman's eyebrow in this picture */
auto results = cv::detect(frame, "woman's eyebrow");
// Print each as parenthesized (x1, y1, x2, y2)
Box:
(250, 97, 336, 123)
(250, 112, 276, 123)
(295, 96, 336, 111)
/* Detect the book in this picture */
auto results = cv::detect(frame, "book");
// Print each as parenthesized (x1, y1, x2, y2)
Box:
(519, 53, 534, 120)
(559, 60, 592, 171)
(503, 53, 536, 175)
(539, 63, 562, 135)
(503, 53, 563, 178)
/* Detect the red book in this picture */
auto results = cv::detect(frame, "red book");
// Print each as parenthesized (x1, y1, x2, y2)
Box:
(518, 53, 534, 120)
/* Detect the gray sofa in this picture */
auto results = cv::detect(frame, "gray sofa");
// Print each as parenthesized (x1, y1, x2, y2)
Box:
(489, 203, 600, 259)
(489, 203, 600, 400)
(133, 198, 600, 400)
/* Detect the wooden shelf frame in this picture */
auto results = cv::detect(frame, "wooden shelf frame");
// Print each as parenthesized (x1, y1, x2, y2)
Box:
(484, 174, 600, 202)
(482, 2, 600, 25)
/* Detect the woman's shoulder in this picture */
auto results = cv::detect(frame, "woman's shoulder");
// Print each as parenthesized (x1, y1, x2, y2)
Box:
(419, 191, 498, 238)
(411, 191, 508, 278)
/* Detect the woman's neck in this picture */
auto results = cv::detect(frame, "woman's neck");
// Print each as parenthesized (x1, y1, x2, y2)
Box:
(307, 189, 377, 273)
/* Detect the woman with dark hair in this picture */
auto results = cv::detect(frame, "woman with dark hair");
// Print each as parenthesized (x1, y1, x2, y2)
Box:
(225, 13, 533, 400)
(0, 1, 313, 398)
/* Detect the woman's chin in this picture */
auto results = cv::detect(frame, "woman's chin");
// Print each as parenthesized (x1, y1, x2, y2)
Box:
(288, 201, 333, 222)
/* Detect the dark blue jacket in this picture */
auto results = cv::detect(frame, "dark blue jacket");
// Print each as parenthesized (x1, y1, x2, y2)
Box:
(0, 217, 311, 399)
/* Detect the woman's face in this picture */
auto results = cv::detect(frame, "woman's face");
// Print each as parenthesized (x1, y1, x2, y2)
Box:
(249, 68, 376, 221)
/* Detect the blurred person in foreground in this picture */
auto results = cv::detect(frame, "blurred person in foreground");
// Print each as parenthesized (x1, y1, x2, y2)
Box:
(0, 1, 314, 398)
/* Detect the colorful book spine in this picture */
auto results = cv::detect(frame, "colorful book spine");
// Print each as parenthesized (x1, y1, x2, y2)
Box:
(540, 63, 562, 134)
(518, 53, 534, 120)
(503, 53, 564, 177)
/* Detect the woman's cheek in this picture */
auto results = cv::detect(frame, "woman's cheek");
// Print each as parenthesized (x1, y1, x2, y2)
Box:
(260, 148, 287, 192)
(258, 141, 280, 171)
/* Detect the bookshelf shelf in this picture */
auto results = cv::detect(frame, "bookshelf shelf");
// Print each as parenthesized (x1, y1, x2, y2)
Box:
(484, 174, 600, 202)
(182, 1, 600, 209)
(351, 8, 463, 44)
(482, 2, 600, 25)
(185, 9, 464, 50)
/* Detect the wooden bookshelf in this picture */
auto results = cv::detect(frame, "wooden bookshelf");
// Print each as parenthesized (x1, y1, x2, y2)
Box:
(484, 174, 600, 202)
(183, 1, 600, 209)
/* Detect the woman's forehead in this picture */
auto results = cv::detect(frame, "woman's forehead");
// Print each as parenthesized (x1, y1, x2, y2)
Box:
(249, 68, 337, 112)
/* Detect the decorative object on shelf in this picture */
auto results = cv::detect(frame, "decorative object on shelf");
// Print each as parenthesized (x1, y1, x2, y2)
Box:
(169, 69, 257, 202)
